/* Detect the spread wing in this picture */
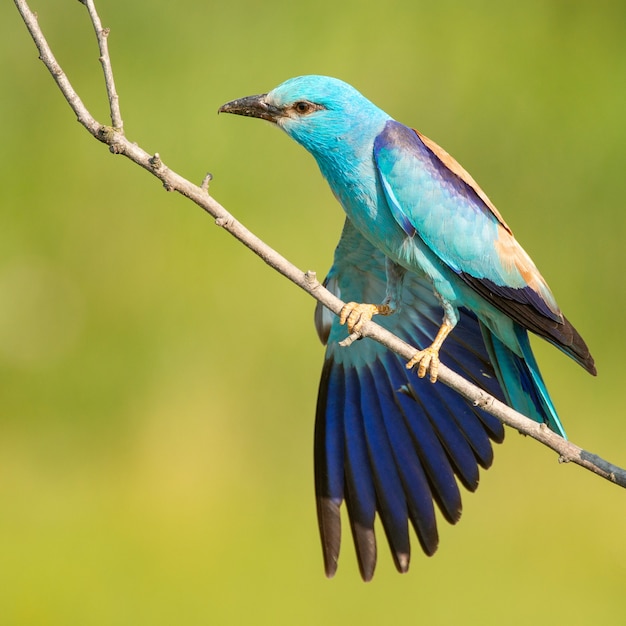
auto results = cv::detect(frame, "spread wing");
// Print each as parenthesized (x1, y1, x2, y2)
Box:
(314, 218, 506, 580)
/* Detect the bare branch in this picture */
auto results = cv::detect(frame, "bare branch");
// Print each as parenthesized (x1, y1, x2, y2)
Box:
(13, 0, 626, 490)
(15, 0, 100, 135)
(82, 0, 123, 130)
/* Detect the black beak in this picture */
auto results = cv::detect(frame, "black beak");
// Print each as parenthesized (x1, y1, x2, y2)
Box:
(218, 94, 282, 123)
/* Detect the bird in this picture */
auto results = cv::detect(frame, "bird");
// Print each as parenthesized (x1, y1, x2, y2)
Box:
(218, 75, 596, 581)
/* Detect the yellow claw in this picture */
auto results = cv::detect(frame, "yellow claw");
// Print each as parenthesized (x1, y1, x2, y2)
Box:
(406, 347, 441, 383)
(406, 319, 454, 383)
(339, 302, 392, 334)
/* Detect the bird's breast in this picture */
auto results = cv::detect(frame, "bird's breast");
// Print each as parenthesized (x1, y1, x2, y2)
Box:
(317, 151, 463, 307)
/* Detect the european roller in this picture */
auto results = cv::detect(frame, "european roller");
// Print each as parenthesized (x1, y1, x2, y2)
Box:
(219, 75, 596, 581)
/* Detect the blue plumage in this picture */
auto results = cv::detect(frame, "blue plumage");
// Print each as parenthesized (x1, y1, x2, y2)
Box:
(219, 76, 596, 580)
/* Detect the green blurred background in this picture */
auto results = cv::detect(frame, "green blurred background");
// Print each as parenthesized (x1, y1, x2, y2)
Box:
(2, 1, 625, 624)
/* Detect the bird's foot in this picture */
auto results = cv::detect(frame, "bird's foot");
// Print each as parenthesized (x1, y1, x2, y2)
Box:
(339, 302, 393, 334)
(406, 347, 441, 383)
(405, 319, 455, 383)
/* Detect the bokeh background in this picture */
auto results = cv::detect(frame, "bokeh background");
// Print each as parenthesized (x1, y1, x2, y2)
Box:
(2, 1, 625, 624)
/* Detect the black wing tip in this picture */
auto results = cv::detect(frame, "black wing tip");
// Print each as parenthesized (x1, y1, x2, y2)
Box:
(351, 523, 377, 582)
(360, 562, 376, 582)
(561, 315, 597, 376)
(324, 561, 338, 579)
(460, 274, 597, 375)
(317, 497, 342, 579)
(417, 532, 439, 557)
(583, 357, 597, 376)
(393, 551, 410, 574)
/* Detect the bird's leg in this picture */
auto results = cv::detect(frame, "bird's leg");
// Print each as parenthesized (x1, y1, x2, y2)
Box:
(383, 258, 406, 313)
(340, 302, 393, 335)
(339, 257, 404, 336)
(406, 318, 454, 383)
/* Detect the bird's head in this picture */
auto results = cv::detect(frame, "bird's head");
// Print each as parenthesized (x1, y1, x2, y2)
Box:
(219, 75, 390, 157)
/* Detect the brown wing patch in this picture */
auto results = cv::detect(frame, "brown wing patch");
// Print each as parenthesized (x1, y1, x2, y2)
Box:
(493, 224, 562, 319)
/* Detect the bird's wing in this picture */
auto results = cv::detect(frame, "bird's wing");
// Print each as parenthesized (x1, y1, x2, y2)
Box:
(372, 120, 595, 373)
(373, 120, 560, 319)
(314, 218, 506, 581)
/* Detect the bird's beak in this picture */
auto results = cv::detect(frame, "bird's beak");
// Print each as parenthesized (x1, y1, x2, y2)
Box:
(218, 94, 282, 123)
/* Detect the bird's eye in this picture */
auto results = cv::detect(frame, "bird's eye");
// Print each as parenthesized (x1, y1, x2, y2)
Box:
(294, 101, 314, 115)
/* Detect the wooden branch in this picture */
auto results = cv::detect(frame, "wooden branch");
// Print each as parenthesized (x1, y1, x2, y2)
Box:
(13, 0, 626, 490)
(80, 0, 123, 131)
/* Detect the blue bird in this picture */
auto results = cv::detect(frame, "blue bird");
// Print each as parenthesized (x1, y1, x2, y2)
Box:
(219, 76, 596, 580)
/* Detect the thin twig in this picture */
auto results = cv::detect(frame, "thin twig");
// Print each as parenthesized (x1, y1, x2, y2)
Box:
(82, 0, 123, 130)
(13, 0, 626, 489)
(16, 1, 99, 135)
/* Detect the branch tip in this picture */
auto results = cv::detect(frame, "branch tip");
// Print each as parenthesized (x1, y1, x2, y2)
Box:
(304, 270, 319, 288)
(201, 173, 213, 192)
(339, 333, 360, 348)
(473, 391, 494, 411)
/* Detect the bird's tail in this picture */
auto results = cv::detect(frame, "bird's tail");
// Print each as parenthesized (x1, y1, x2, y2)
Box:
(480, 322, 566, 438)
